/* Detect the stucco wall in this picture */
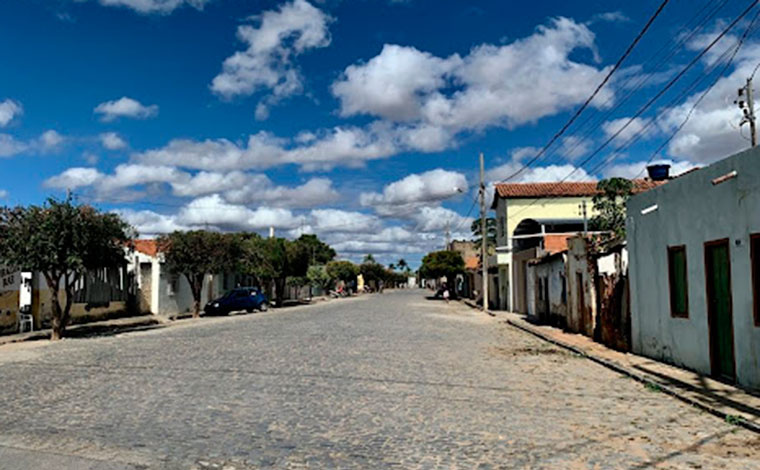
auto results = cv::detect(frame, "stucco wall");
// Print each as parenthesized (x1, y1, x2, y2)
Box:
(567, 237, 597, 337)
(527, 254, 567, 324)
(627, 147, 760, 389)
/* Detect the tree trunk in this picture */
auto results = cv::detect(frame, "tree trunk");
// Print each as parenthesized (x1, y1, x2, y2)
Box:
(275, 277, 286, 307)
(184, 273, 203, 318)
(45, 273, 64, 341)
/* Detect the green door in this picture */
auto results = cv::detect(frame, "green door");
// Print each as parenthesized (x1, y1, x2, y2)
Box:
(705, 240, 736, 381)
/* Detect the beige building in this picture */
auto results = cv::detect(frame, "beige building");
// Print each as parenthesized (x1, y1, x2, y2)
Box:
(490, 180, 662, 312)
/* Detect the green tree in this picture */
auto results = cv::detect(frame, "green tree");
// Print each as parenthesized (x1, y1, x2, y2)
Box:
(589, 178, 634, 240)
(397, 258, 409, 272)
(326, 260, 358, 284)
(388, 263, 396, 271)
(0, 196, 134, 340)
(471, 217, 497, 252)
(419, 250, 464, 296)
(360, 261, 387, 285)
(363, 253, 376, 264)
(294, 234, 336, 265)
(242, 237, 311, 306)
(157, 230, 242, 318)
(307, 265, 333, 292)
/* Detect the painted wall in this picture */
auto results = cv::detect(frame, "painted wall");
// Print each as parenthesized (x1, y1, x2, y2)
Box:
(627, 146, 760, 389)
(527, 254, 567, 325)
(566, 237, 597, 337)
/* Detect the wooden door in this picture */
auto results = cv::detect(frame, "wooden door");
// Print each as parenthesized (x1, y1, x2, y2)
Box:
(704, 239, 736, 381)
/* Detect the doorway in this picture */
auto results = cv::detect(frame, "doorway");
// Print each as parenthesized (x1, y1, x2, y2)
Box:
(704, 239, 736, 381)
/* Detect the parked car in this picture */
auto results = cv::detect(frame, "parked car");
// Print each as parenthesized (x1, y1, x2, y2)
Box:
(204, 287, 268, 315)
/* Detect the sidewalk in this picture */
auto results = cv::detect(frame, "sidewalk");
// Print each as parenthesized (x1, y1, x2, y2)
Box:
(0, 315, 167, 346)
(483, 307, 760, 433)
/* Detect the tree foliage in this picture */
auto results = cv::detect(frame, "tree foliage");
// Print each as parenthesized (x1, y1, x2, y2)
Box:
(307, 265, 333, 291)
(326, 260, 358, 283)
(294, 234, 336, 265)
(419, 250, 464, 296)
(0, 196, 133, 339)
(471, 217, 497, 252)
(157, 230, 242, 318)
(241, 236, 311, 306)
(589, 178, 634, 240)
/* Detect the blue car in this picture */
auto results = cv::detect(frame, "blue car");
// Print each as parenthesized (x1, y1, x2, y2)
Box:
(204, 287, 268, 316)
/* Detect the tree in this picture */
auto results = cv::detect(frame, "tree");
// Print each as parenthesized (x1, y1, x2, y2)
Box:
(471, 217, 497, 252)
(360, 261, 387, 286)
(157, 230, 241, 318)
(388, 263, 396, 271)
(326, 260, 358, 284)
(363, 253, 376, 264)
(307, 265, 333, 292)
(397, 258, 409, 272)
(294, 234, 336, 265)
(242, 237, 310, 306)
(589, 178, 634, 240)
(419, 250, 464, 296)
(0, 196, 133, 340)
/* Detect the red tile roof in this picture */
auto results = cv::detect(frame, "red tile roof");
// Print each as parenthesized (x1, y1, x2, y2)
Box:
(493, 179, 666, 199)
(134, 239, 159, 257)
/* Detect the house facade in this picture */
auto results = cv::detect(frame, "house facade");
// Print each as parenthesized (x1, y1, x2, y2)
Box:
(627, 147, 760, 388)
(0, 265, 130, 334)
(490, 182, 597, 312)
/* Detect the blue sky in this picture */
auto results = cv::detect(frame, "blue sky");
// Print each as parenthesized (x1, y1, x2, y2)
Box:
(1, 0, 758, 266)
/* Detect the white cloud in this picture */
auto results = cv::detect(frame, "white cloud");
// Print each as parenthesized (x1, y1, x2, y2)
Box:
(410, 206, 473, 233)
(590, 11, 630, 24)
(309, 209, 381, 233)
(224, 176, 339, 208)
(100, 132, 127, 150)
(94, 0, 211, 14)
(134, 124, 401, 171)
(116, 208, 189, 235)
(94, 97, 158, 122)
(177, 194, 300, 230)
(360, 169, 467, 208)
(0, 189, 7, 199)
(558, 136, 592, 160)
(486, 161, 594, 184)
(332, 18, 612, 134)
(602, 159, 700, 180)
(39, 130, 64, 150)
(601, 116, 654, 145)
(210, 0, 332, 119)
(0, 99, 22, 127)
(332, 44, 460, 121)
(0, 134, 28, 157)
(44, 167, 103, 189)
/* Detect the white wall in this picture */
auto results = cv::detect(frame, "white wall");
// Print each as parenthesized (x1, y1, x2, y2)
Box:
(627, 147, 760, 389)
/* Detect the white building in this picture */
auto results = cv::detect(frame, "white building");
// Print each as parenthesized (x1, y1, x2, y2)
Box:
(627, 149, 760, 388)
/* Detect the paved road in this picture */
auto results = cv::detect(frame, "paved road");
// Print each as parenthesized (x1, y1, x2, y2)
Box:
(1, 290, 759, 469)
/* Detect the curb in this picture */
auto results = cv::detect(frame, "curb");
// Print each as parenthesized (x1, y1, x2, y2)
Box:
(462, 299, 495, 317)
(502, 316, 760, 434)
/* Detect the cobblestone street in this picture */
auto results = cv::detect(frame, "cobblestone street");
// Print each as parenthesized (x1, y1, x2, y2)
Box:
(1, 289, 759, 469)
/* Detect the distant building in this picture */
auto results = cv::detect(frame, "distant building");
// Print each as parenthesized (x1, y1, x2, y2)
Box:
(628, 148, 760, 389)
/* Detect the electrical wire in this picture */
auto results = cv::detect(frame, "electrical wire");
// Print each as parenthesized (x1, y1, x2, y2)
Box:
(503, 0, 760, 223)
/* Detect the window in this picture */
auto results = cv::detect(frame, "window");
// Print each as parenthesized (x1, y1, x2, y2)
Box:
(668, 245, 689, 318)
(751, 235, 760, 326)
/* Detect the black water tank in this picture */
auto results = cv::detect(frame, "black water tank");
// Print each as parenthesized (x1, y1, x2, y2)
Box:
(646, 163, 671, 181)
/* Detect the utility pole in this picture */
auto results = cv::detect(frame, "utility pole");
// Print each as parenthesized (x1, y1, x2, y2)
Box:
(579, 201, 588, 235)
(479, 152, 488, 312)
(736, 77, 757, 147)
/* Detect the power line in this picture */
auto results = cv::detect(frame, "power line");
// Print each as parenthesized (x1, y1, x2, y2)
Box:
(503, 0, 760, 223)
(497, 0, 672, 183)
